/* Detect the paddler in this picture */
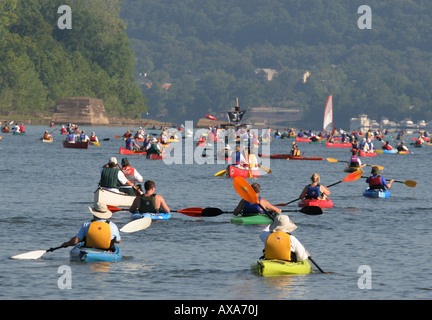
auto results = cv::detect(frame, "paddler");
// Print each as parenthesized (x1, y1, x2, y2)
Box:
(129, 180, 170, 214)
(61, 202, 121, 251)
(291, 142, 300, 156)
(119, 158, 144, 195)
(366, 167, 394, 190)
(299, 173, 330, 201)
(125, 134, 140, 151)
(259, 215, 309, 262)
(348, 150, 366, 169)
(65, 129, 75, 143)
(396, 141, 409, 153)
(43, 131, 52, 140)
(90, 131, 99, 143)
(99, 157, 135, 193)
(233, 183, 281, 216)
(146, 137, 163, 158)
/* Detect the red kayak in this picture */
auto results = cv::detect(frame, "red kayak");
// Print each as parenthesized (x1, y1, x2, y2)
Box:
(295, 137, 312, 142)
(359, 150, 377, 157)
(326, 142, 352, 148)
(119, 147, 146, 155)
(298, 198, 333, 208)
(227, 165, 260, 178)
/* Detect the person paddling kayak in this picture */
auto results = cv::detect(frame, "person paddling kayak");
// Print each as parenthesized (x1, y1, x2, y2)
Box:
(299, 173, 330, 201)
(61, 202, 121, 251)
(129, 180, 170, 214)
(233, 183, 281, 216)
(366, 167, 394, 190)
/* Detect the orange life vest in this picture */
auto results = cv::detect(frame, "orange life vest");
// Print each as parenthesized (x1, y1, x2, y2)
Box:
(85, 220, 112, 250)
(264, 231, 292, 261)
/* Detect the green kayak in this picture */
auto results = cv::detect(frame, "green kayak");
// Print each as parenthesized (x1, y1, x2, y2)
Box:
(251, 259, 313, 276)
(231, 214, 272, 225)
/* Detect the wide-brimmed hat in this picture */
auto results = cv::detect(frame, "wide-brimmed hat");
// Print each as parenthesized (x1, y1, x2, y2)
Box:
(121, 158, 130, 166)
(88, 202, 112, 219)
(371, 166, 381, 175)
(269, 215, 297, 233)
(109, 157, 117, 165)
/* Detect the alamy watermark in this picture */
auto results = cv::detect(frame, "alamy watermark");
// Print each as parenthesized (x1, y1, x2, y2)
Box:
(357, 265, 372, 289)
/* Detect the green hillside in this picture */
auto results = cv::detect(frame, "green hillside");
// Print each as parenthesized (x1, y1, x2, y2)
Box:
(121, 0, 432, 128)
(0, 0, 147, 120)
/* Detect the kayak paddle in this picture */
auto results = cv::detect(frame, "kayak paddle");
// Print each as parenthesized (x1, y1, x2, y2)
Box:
(232, 177, 325, 274)
(326, 158, 384, 170)
(275, 170, 363, 206)
(11, 245, 67, 260)
(360, 176, 417, 188)
(215, 169, 227, 177)
(106, 205, 206, 217)
(199, 206, 322, 217)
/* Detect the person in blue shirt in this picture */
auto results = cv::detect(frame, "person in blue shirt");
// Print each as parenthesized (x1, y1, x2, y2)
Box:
(366, 167, 394, 190)
(233, 183, 281, 216)
(299, 173, 330, 200)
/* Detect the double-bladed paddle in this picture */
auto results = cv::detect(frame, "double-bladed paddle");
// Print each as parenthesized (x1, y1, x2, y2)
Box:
(11, 218, 152, 260)
(360, 176, 417, 188)
(326, 157, 384, 170)
(275, 170, 363, 206)
(106, 205, 205, 217)
(232, 176, 325, 274)
(199, 206, 322, 217)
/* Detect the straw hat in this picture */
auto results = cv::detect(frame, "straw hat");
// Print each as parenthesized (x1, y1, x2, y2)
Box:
(269, 215, 297, 233)
(88, 202, 112, 219)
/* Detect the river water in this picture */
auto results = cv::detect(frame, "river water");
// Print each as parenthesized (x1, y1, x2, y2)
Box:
(0, 125, 430, 304)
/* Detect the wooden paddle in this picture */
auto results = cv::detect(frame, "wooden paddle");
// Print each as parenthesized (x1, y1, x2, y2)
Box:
(275, 170, 363, 206)
(199, 206, 322, 217)
(233, 176, 325, 274)
(360, 176, 417, 188)
(326, 158, 384, 170)
(11, 218, 151, 260)
(117, 164, 142, 196)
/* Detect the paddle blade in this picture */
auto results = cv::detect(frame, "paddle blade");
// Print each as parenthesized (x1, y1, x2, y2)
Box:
(404, 180, 417, 188)
(233, 177, 259, 204)
(215, 170, 227, 177)
(176, 207, 204, 217)
(120, 217, 151, 233)
(107, 205, 124, 213)
(300, 206, 323, 215)
(326, 158, 339, 163)
(342, 170, 363, 182)
(201, 207, 225, 217)
(11, 250, 47, 260)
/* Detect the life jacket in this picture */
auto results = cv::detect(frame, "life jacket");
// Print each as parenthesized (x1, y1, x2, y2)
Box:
(90, 136, 97, 141)
(349, 155, 360, 167)
(67, 133, 75, 142)
(306, 184, 321, 199)
(85, 220, 112, 250)
(100, 167, 120, 188)
(291, 148, 300, 156)
(264, 231, 292, 261)
(243, 197, 263, 215)
(121, 166, 137, 184)
(138, 194, 160, 213)
(368, 175, 384, 189)
(125, 137, 134, 150)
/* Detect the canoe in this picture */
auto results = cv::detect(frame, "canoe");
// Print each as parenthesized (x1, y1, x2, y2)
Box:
(70, 243, 122, 262)
(231, 214, 272, 225)
(344, 166, 363, 173)
(359, 150, 376, 157)
(131, 212, 171, 220)
(147, 153, 166, 160)
(363, 188, 391, 198)
(258, 154, 323, 160)
(63, 140, 90, 149)
(298, 198, 333, 208)
(251, 259, 313, 276)
(119, 147, 146, 155)
(227, 165, 260, 178)
(94, 187, 136, 207)
(326, 142, 352, 148)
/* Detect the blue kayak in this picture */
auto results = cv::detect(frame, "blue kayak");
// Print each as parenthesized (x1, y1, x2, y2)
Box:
(70, 243, 122, 262)
(131, 212, 171, 220)
(363, 188, 391, 198)
(381, 149, 397, 154)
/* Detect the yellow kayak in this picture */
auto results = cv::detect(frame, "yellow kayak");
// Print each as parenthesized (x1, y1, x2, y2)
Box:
(251, 259, 313, 276)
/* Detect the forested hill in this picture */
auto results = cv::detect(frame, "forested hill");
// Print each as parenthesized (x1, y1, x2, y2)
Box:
(121, 0, 432, 129)
(0, 0, 147, 119)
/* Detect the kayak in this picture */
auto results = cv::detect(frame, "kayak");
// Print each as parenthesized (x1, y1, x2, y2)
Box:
(258, 154, 323, 160)
(251, 259, 313, 276)
(344, 166, 363, 173)
(326, 142, 352, 148)
(70, 243, 122, 262)
(119, 147, 146, 155)
(42, 138, 53, 143)
(295, 137, 312, 142)
(381, 149, 397, 154)
(131, 212, 172, 220)
(298, 198, 333, 208)
(227, 165, 260, 178)
(13, 131, 25, 135)
(363, 188, 391, 198)
(231, 214, 272, 225)
(359, 150, 377, 157)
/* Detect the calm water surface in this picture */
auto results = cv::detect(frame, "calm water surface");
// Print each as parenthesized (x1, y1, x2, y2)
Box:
(0, 125, 431, 301)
